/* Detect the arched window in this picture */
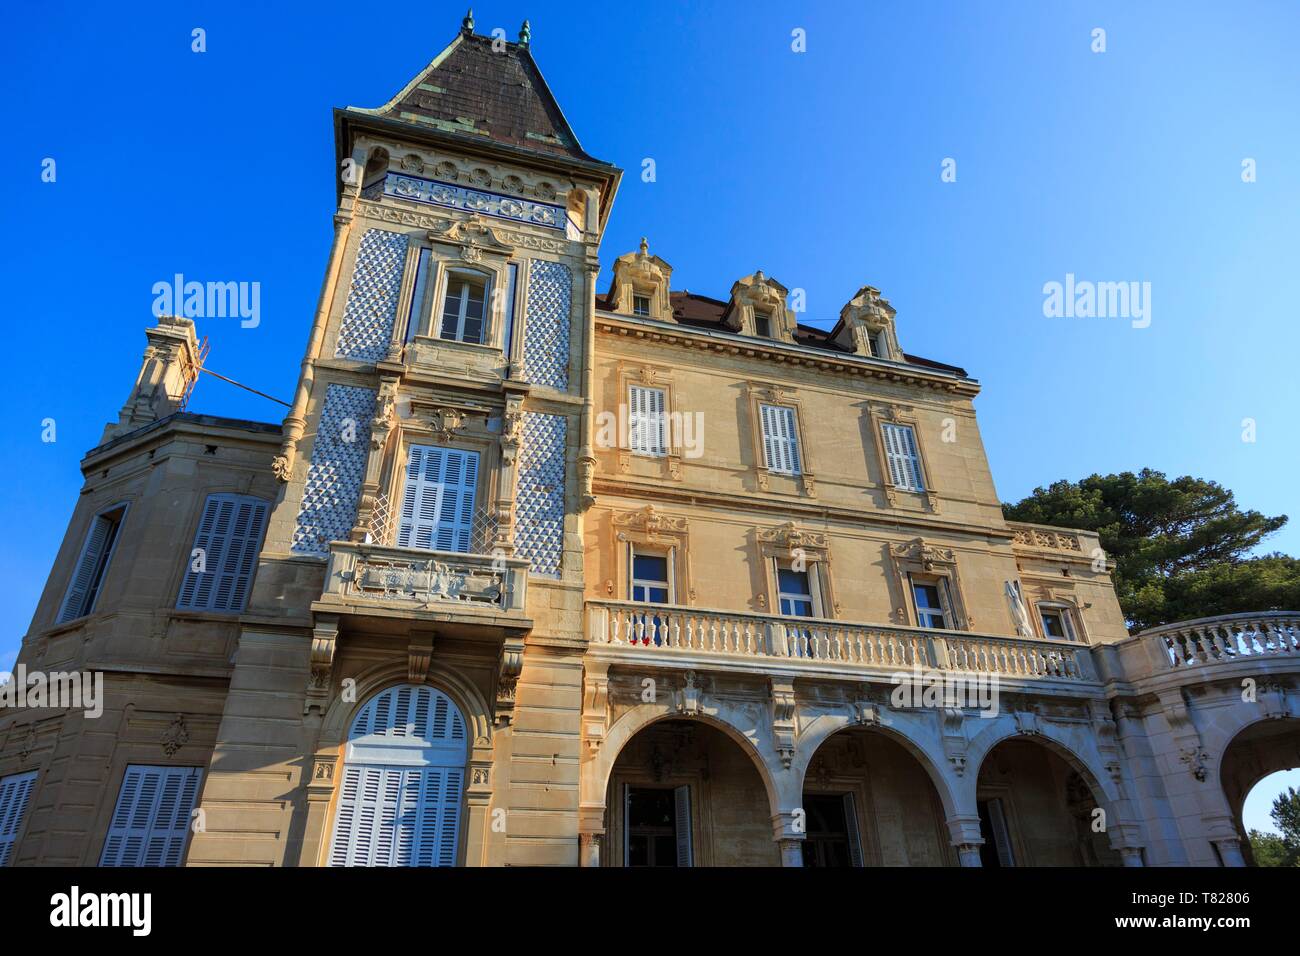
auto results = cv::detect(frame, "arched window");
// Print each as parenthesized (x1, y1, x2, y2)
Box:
(327, 685, 468, 867)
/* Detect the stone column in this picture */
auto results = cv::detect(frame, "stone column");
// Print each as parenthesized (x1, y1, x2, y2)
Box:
(579, 831, 603, 868)
(945, 814, 985, 867)
(1211, 835, 1247, 867)
(771, 811, 805, 867)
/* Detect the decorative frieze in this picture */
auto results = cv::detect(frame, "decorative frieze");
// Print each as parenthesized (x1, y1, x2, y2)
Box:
(383, 172, 566, 230)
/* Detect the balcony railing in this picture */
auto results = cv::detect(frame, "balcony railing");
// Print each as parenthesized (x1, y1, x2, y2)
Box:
(587, 600, 1094, 682)
(1135, 612, 1300, 669)
(320, 540, 530, 620)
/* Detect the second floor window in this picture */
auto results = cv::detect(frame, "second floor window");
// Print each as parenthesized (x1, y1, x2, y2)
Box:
(912, 581, 948, 629)
(631, 551, 670, 603)
(397, 444, 480, 553)
(759, 404, 802, 476)
(881, 423, 925, 492)
(778, 565, 815, 617)
(1039, 607, 1077, 641)
(58, 503, 127, 623)
(177, 494, 270, 613)
(439, 272, 488, 344)
(628, 385, 667, 456)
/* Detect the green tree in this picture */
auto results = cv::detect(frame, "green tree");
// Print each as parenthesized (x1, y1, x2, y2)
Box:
(1002, 469, 1291, 631)
(1249, 787, 1300, 867)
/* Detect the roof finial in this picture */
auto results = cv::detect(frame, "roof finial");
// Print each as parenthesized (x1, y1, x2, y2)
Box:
(639, 236, 649, 256)
(755, 269, 766, 282)
(461, 8, 475, 34)
(519, 19, 531, 47)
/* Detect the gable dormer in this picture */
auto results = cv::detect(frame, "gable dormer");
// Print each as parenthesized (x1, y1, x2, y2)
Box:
(723, 271, 795, 342)
(607, 238, 674, 322)
(832, 285, 901, 360)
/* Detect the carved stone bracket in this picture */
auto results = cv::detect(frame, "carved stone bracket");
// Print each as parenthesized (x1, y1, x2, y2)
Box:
(771, 678, 797, 769)
(1158, 688, 1210, 782)
(674, 671, 702, 717)
(161, 714, 190, 757)
(407, 629, 435, 684)
(940, 707, 968, 776)
(495, 638, 525, 727)
(581, 662, 610, 755)
(305, 614, 340, 715)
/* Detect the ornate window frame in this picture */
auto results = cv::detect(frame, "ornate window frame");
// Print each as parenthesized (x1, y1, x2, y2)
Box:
(745, 382, 816, 497)
(756, 522, 837, 617)
(888, 537, 970, 631)
(866, 403, 938, 512)
(1021, 577, 1091, 644)
(609, 506, 692, 603)
(614, 362, 684, 481)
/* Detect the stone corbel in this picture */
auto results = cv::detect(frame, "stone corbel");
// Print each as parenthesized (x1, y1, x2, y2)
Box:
(1259, 681, 1295, 720)
(770, 678, 797, 769)
(581, 662, 610, 755)
(305, 614, 340, 714)
(407, 629, 435, 684)
(1014, 706, 1041, 737)
(1158, 688, 1210, 782)
(495, 638, 525, 727)
(674, 670, 702, 717)
(851, 698, 879, 727)
(940, 707, 968, 775)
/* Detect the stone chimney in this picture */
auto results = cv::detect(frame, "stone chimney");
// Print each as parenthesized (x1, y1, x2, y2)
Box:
(103, 315, 201, 441)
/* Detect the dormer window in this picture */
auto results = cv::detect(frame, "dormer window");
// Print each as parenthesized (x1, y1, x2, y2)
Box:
(632, 293, 651, 317)
(439, 270, 488, 344)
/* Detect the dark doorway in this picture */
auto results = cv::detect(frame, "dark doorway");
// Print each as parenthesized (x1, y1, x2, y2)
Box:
(801, 793, 862, 867)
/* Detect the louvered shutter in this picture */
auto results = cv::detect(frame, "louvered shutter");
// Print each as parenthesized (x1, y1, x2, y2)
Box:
(0, 771, 37, 866)
(673, 785, 693, 867)
(328, 686, 468, 867)
(760, 404, 801, 475)
(397, 445, 480, 553)
(629, 385, 666, 456)
(987, 798, 1016, 866)
(100, 765, 202, 867)
(882, 423, 924, 492)
(58, 514, 116, 623)
(842, 793, 865, 867)
(177, 494, 269, 612)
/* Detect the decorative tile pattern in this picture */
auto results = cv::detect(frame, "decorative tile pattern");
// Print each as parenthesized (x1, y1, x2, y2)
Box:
(521, 259, 572, 390)
(384, 173, 565, 230)
(513, 412, 567, 577)
(292, 384, 377, 557)
(335, 229, 408, 363)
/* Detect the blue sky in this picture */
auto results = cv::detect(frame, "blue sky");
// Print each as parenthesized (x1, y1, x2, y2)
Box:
(3, 2, 1298, 832)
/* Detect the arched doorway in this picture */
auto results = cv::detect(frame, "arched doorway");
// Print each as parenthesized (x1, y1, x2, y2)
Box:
(975, 738, 1119, 866)
(327, 684, 469, 867)
(800, 728, 953, 866)
(1220, 719, 1300, 866)
(605, 718, 778, 866)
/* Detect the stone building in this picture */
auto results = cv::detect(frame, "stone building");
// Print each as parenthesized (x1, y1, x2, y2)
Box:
(1, 16, 1297, 868)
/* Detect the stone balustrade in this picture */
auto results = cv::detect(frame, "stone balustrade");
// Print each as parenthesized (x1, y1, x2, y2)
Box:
(1136, 611, 1300, 669)
(587, 600, 1094, 682)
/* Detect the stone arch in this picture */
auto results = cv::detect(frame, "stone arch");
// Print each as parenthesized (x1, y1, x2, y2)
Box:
(791, 711, 958, 818)
(1217, 714, 1300, 864)
(581, 700, 784, 819)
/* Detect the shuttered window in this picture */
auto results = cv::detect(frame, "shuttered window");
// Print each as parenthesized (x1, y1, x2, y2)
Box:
(881, 422, 925, 492)
(759, 403, 802, 475)
(396, 445, 480, 553)
(176, 494, 270, 612)
(57, 505, 126, 623)
(100, 765, 202, 867)
(0, 771, 37, 866)
(328, 685, 468, 867)
(628, 385, 667, 456)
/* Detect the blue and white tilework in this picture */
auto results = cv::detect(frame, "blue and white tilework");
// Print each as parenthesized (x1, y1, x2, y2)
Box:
(521, 259, 572, 390)
(334, 228, 408, 363)
(513, 411, 567, 577)
(291, 384, 377, 556)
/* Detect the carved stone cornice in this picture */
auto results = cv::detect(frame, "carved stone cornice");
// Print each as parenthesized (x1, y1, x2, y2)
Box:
(613, 505, 688, 537)
(758, 521, 827, 552)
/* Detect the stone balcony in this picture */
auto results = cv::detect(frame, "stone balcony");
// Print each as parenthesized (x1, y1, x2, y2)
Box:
(314, 540, 532, 636)
(585, 600, 1097, 694)
(1099, 611, 1300, 688)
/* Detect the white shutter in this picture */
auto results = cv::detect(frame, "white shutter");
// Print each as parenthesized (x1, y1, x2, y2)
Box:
(673, 785, 693, 867)
(328, 686, 467, 867)
(842, 793, 864, 867)
(760, 404, 801, 475)
(0, 771, 37, 866)
(882, 423, 924, 492)
(58, 512, 119, 623)
(100, 765, 202, 867)
(396, 445, 480, 553)
(176, 495, 269, 612)
(629, 385, 666, 456)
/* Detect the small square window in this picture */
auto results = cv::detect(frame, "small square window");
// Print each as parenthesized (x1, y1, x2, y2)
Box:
(632, 293, 651, 317)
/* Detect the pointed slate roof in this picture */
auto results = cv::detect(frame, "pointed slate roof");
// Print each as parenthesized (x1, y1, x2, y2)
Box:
(349, 28, 596, 163)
